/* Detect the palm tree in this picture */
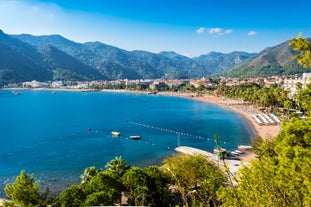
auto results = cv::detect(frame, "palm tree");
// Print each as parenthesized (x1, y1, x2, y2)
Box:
(80, 166, 98, 184)
(284, 99, 294, 115)
(105, 156, 130, 177)
(296, 82, 303, 90)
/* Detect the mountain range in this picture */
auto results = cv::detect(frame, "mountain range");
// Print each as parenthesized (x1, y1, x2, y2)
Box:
(0, 29, 310, 86)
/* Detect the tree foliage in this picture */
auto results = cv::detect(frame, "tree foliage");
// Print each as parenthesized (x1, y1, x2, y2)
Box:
(219, 117, 311, 206)
(121, 167, 150, 206)
(105, 156, 130, 177)
(80, 166, 98, 184)
(55, 185, 85, 207)
(163, 154, 226, 207)
(83, 171, 123, 206)
(50, 156, 175, 207)
(217, 82, 290, 110)
(4, 170, 41, 207)
(289, 34, 311, 68)
(293, 82, 311, 115)
(143, 166, 172, 207)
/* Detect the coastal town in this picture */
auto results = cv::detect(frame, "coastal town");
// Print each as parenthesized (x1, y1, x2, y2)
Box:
(4, 73, 311, 96)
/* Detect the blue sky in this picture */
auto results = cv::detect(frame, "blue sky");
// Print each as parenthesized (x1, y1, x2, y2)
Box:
(1, 0, 311, 57)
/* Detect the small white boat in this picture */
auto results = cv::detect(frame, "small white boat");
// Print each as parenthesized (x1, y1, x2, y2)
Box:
(231, 151, 240, 156)
(233, 150, 244, 154)
(111, 132, 121, 137)
(130, 136, 142, 140)
(238, 145, 253, 151)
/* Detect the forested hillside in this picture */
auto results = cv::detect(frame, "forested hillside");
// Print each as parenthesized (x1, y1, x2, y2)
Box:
(223, 40, 311, 77)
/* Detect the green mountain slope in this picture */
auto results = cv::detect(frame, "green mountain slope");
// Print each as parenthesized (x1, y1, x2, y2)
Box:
(193, 51, 256, 74)
(38, 44, 105, 81)
(0, 30, 105, 85)
(5, 30, 311, 84)
(223, 41, 311, 77)
(13, 33, 256, 80)
(0, 30, 52, 85)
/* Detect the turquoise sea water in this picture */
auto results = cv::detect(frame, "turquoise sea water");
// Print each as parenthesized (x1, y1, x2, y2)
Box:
(0, 90, 255, 195)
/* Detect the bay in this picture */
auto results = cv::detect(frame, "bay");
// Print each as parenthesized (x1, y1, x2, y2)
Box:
(0, 90, 255, 195)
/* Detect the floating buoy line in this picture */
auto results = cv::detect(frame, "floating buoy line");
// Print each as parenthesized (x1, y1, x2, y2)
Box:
(127, 120, 231, 145)
(0, 121, 231, 160)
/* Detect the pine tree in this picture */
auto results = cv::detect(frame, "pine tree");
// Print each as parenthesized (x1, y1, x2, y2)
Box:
(4, 170, 40, 207)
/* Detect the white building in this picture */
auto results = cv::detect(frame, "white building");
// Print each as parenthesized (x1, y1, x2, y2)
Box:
(283, 73, 311, 98)
(52, 81, 63, 88)
(23, 80, 43, 88)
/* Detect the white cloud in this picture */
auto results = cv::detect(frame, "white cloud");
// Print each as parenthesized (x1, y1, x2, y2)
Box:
(248, 31, 256, 36)
(196, 27, 206, 34)
(207, 28, 233, 36)
(208, 28, 222, 34)
(224, 29, 233, 34)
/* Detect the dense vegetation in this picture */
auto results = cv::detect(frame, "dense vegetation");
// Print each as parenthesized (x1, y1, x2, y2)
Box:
(216, 82, 311, 115)
(218, 117, 311, 206)
(2, 155, 226, 207)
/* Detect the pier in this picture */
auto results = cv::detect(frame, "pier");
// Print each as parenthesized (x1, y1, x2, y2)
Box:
(175, 146, 249, 175)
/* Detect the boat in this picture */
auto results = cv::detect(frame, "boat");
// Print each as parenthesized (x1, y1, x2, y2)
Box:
(238, 145, 253, 151)
(130, 136, 142, 140)
(233, 150, 244, 154)
(111, 132, 121, 137)
(51, 91, 56, 94)
(230, 151, 240, 156)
